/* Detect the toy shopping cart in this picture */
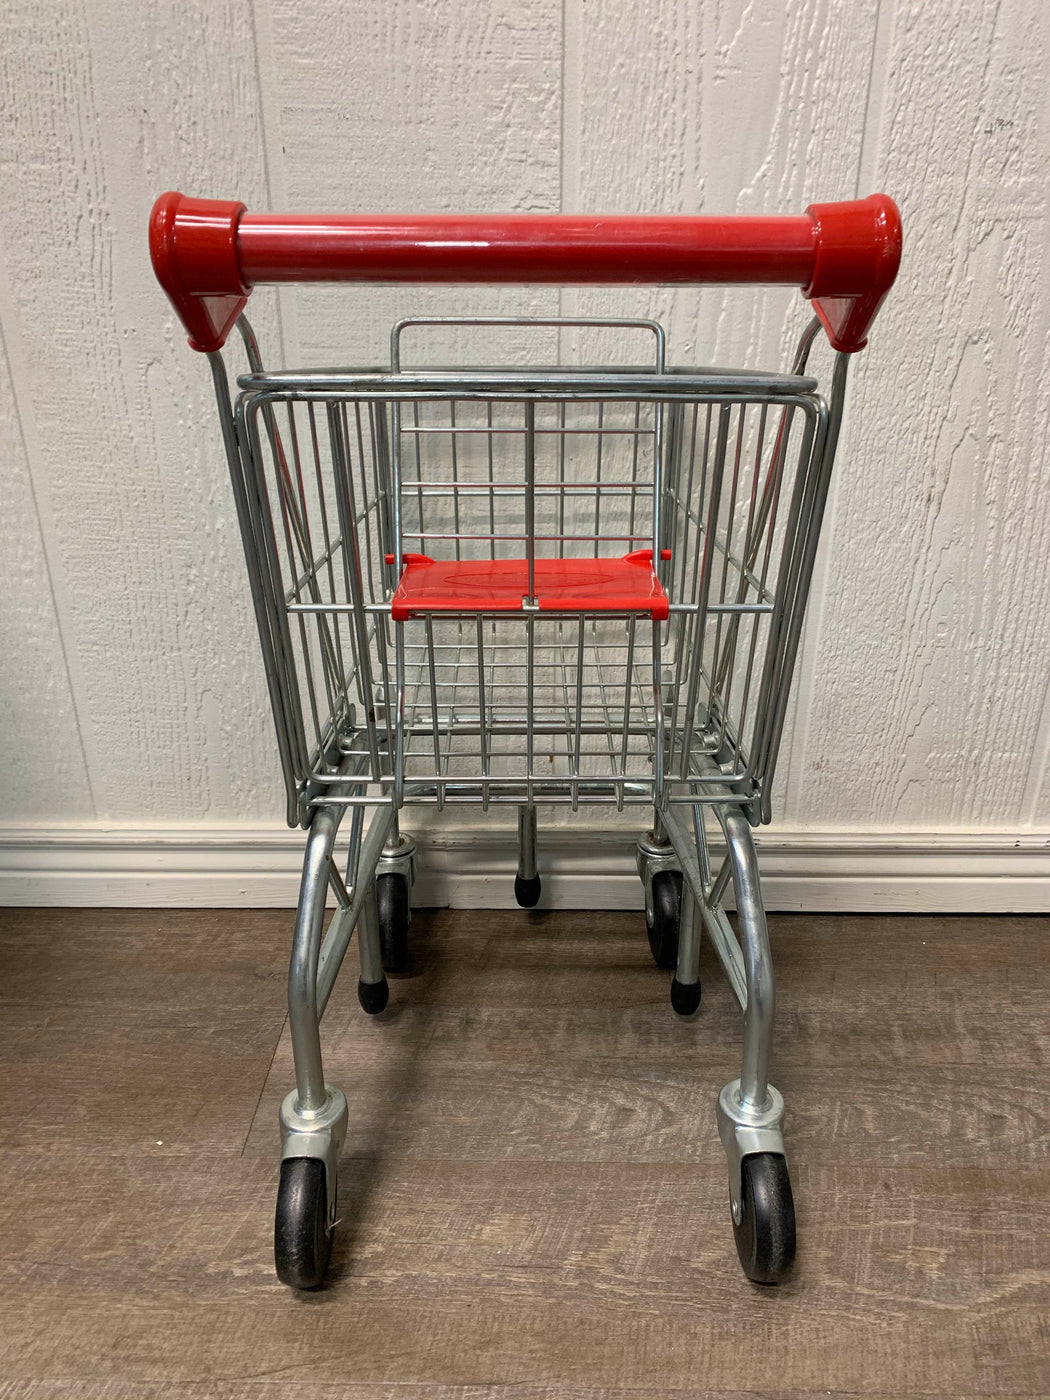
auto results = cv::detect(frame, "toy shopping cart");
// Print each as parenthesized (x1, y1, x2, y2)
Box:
(150, 193, 900, 1288)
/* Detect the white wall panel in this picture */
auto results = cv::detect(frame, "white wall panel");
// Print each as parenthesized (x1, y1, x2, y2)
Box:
(798, 0, 1050, 827)
(562, 0, 880, 364)
(561, 0, 881, 824)
(1, 0, 1048, 900)
(253, 0, 564, 371)
(0, 310, 93, 821)
(0, 0, 282, 821)
(241, 0, 566, 839)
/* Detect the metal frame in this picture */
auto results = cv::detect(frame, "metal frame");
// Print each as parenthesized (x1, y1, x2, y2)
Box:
(205, 311, 851, 1254)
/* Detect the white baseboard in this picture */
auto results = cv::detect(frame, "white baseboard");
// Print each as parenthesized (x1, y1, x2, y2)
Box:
(1, 822, 1049, 911)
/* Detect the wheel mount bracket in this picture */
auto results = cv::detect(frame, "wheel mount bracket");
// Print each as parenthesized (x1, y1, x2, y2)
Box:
(279, 1085, 348, 1228)
(636, 832, 681, 919)
(377, 833, 416, 886)
(716, 1079, 786, 1225)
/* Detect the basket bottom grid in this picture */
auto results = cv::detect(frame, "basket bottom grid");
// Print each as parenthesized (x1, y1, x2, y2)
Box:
(308, 622, 755, 806)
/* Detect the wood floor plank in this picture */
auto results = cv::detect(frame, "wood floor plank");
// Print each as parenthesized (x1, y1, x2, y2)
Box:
(0, 1287, 1033, 1392)
(0, 1003, 286, 1154)
(0, 907, 1047, 1394)
(4, 1151, 1045, 1311)
(242, 910, 1050, 1169)
(257, 995, 1050, 1072)
(317, 907, 1050, 1024)
(261, 951, 1050, 1073)
(0, 1149, 1046, 1390)
(0, 1387, 1009, 1400)
(245, 1051, 1050, 1168)
(0, 909, 291, 1155)
(0, 909, 291, 1012)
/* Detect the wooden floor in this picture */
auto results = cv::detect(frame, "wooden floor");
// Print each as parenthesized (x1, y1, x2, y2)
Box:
(0, 906, 1047, 1398)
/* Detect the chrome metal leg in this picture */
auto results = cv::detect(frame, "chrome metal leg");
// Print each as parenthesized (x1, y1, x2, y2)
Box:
(288, 803, 343, 1114)
(517, 803, 537, 880)
(721, 809, 773, 1110)
(715, 807, 786, 1225)
(658, 799, 788, 1220)
(288, 787, 394, 1110)
(281, 801, 350, 1229)
(675, 877, 701, 988)
(356, 880, 385, 986)
(317, 803, 399, 1013)
(514, 803, 542, 907)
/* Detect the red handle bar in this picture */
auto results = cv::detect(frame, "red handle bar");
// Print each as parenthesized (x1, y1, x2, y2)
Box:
(150, 192, 900, 357)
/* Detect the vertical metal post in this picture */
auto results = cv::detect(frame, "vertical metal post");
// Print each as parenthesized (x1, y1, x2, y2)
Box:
(477, 616, 490, 809)
(390, 399, 404, 578)
(525, 613, 535, 804)
(208, 352, 301, 828)
(758, 353, 850, 817)
(675, 877, 701, 989)
(524, 400, 537, 605)
(394, 621, 406, 809)
(651, 620, 665, 812)
(326, 403, 381, 777)
(517, 804, 538, 881)
(356, 881, 385, 986)
(679, 405, 732, 775)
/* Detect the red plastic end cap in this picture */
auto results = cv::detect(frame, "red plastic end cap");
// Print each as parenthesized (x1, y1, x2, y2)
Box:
(149, 192, 250, 352)
(804, 194, 901, 352)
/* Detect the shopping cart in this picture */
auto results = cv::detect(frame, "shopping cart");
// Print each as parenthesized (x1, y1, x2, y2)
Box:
(150, 193, 901, 1288)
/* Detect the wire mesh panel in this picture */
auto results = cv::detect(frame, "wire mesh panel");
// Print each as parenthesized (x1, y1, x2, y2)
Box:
(237, 392, 392, 802)
(661, 392, 825, 804)
(394, 395, 660, 564)
(397, 613, 660, 809)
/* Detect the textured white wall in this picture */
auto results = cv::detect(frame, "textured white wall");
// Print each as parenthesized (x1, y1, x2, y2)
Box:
(1, 1, 1048, 871)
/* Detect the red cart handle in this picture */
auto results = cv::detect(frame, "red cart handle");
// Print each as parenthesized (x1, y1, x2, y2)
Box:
(150, 192, 900, 357)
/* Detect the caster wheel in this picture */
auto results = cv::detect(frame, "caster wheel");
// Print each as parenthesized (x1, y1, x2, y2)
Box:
(274, 1157, 332, 1289)
(670, 976, 702, 1016)
(514, 873, 542, 908)
(733, 1152, 796, 1284)
(646, 870, 682, 968)
(357, 976, 389, 1015)
(376, 873, 411, 974)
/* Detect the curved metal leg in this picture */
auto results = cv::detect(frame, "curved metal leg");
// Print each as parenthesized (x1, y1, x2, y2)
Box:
(280, 801, 349, 1239)
(721, 809, 774, 1111)
(288, 803, 343, 1114)
(650, 799, 792, 1264)
(279, 795, 397, 1240)
(287, 795, 397, 1110)
(715, 807, 787, 1225)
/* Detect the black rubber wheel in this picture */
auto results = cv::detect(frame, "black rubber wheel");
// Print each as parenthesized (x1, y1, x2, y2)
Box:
(274, 1157, 332, 1289)
(357, 976, 389, 1014)
(376, 873, 410, 974)
(646, 870, 682, 968)
(670, 976, 702, 1016)
(514, 873, 542, 908)
(732, 1152, 796, 1284)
